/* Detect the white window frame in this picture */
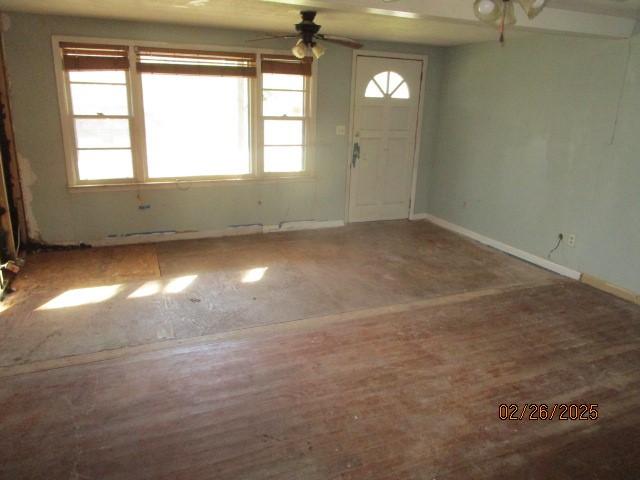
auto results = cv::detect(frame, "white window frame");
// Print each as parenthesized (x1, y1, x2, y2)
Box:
(259, 72, 311, 176)
(52, 35, 317, 190)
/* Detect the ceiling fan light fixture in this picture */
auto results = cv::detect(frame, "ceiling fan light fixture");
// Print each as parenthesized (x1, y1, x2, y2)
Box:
(248, 11, 363, 59)
(474, 0, 546, 43)
(517, 0, 547, 19)
(311, 43, 325, 59)
(500, 0, 517, 27)
(291, 39, 306, 59)
(474, 0, 502, 23)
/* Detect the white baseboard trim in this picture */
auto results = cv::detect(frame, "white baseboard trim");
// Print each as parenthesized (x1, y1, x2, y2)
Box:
(423, 214, 582, 280)
(263, 220, 344, 233)
(91, 220, 345, 247)
(409, 212, 429, 221)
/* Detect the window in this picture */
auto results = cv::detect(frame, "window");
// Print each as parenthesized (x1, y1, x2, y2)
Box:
(365, 71, 410, 99)
(55, 39, 315, 186)
(136, 47, 255, 178)
(261, 55, 312, 173)
(142, 74, 250, 178)
(61, 43, 134, 181)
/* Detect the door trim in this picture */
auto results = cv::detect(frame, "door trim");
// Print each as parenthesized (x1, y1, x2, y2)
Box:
(344, 50, 429, 223)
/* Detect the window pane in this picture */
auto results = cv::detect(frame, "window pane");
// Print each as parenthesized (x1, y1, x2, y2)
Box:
(374, 72, 389, 93)
(75, 119, 131, 148)
(365, 80, 384, 98)
(263, 90, 304, 117)
(77, 149, 133, 180)
(69, 70, 126, 84)
(264, 146, 303, 173)
(388, 71, 404, 93)
(391, 82, 410, 99)
(264, 120, 302, 146)
(70, 84, 128, 115)
(262, 73, 304, 90)
(141, 74, 250, 178)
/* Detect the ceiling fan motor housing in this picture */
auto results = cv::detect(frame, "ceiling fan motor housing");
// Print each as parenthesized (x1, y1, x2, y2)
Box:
(296, 11, 321, 46)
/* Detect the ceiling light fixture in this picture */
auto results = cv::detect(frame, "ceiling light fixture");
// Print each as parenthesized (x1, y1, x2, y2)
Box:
(291, 38, 325, 59)
(311, 43, 326, 59)
(291, 39, 306, 59)
(474, 0, 548, 44)
(251, 11, 362, 60)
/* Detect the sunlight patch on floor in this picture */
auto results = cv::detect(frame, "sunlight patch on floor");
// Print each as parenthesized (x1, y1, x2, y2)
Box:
(38, 285, 123, 310)
(242, 267, 268, 283)
(164, 275, 198, 294)
(128, 281, 162, 299)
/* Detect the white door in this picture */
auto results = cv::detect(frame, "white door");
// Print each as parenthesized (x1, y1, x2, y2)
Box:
(348, 55, 424, 222)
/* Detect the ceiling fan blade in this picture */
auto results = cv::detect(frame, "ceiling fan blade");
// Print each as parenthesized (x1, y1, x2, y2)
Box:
(316, 34, 363, 49)
(247, 34, 299, 42)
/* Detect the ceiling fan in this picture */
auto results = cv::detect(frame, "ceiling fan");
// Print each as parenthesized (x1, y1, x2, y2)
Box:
(474, 0, 548, 43)
(249, 11, 363, 59)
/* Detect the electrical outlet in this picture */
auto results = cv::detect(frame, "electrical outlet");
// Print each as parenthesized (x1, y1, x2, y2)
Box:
(567, 234, 576, 248)
(336, 125, 346, 136)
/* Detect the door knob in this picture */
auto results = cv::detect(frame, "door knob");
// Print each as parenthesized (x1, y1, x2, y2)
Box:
(352, 141, 360, 168)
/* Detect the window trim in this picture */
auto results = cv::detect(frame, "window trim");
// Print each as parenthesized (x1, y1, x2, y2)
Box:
(52, 35, 317, 190)
(259, 71, 310, 176)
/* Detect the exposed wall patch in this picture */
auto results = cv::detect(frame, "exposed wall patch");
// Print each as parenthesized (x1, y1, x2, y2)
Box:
(16, 152, 41, 242)
(92, 220, 345, 247)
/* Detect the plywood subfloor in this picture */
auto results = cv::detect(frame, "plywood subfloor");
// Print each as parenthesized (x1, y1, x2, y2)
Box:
(1, 220, 639, 479)
(1, 220, 554, 367)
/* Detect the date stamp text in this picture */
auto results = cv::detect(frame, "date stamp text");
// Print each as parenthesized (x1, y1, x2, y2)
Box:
(498, 403, 599, 421)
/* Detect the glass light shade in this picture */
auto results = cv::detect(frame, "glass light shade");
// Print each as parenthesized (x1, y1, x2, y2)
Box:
(291, 40, 306, 59)
(498, 1, 517, 27)
(517, 0, 546, 19)
(311, 43, 325, 59)
(474, 0, 501, 23)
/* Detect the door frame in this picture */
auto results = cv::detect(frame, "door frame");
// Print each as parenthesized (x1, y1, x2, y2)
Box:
(344, 50, 429, 223)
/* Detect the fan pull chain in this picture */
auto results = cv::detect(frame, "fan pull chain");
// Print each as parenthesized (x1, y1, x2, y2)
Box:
(499, 0, 507, 44)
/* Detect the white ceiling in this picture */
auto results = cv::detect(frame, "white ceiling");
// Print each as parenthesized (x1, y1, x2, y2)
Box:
(556, 0, 640, 17)
(0, 0, 637, 46)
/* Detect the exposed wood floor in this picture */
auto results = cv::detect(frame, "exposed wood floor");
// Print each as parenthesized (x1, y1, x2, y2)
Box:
(0, 220, 555, 369)
(1, 220, 639, 479)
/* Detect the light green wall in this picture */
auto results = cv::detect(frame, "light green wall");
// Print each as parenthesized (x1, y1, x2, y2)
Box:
(3, 13, 444, 244)
(428, 33, 640, 294)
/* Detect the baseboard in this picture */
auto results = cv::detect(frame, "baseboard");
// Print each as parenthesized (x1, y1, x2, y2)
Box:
(581, 274, 640, 305)
(423, 214, 582, 280)
(91, 220, 345, 247)
(409, 212, 429, 221)
(263, 220, 344, 233)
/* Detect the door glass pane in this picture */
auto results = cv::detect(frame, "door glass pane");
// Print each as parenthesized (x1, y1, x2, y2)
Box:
(391, 82, 410, 99)
(264, 146, 303, 172)
(69, 70, 126, 84)
(365, 80, 384, 98)
(264, 120, 302, 145)
(70, 84, 129, 115)
(263, 90, 304, 117)
(373, 72, 389, 93)
(74, 118, 131, 148)
(141, 74, 251, 178)
(388, 71, 404, 93)
(262, 73, 304, 90)
(77, 149, 133, 180)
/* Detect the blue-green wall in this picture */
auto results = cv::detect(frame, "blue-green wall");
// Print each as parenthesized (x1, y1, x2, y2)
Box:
(7, 13, 637, 295)
(2, 13, 444, 243)
(428, 33, 640, 294)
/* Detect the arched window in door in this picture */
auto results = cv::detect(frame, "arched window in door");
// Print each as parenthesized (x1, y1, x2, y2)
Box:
(364, 71, 410, 99)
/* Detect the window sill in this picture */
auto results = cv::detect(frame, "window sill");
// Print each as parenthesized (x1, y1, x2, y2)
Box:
(68, 174, 316, 192)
